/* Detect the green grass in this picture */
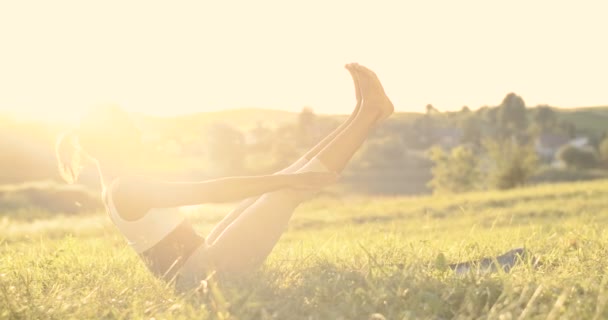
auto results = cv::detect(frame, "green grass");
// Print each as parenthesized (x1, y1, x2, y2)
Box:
(2, 180, 608, 319)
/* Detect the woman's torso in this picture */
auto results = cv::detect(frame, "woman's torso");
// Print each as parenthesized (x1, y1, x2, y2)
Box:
(102, 180, 206, 279)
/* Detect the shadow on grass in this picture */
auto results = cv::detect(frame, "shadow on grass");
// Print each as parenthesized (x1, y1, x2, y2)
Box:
(184, 261, 510, 320)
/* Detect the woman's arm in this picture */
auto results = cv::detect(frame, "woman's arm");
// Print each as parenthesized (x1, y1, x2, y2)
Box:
(112, 172, 337, 219)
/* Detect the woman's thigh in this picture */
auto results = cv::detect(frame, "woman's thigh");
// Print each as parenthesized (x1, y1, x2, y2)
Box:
(206, 188, 315, 274)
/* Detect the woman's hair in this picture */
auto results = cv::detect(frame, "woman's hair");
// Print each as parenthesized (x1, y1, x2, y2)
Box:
(55, 130, 83, 184)
(55, 106, 141, 184)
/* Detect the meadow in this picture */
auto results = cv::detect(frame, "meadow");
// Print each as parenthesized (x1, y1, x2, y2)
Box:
(2, 179, 608, 319)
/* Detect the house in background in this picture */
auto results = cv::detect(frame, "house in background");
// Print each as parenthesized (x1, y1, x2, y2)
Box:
(535, 132, 591, 164)
(535, 133, 570, 161)
(569, 136, 591, 149)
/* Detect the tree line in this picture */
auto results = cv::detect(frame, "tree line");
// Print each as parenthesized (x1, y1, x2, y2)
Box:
(1, 94, 607, 196)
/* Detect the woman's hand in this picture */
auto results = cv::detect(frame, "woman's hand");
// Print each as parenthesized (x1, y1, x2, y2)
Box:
(286, 172, 339, 190)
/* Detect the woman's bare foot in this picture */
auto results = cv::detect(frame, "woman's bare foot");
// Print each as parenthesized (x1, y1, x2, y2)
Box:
(353, 64, 394, 123)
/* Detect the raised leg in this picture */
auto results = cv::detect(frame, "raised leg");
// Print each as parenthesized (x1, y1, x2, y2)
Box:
(204, 64, 394, 274)
(205, 64, 364, 244)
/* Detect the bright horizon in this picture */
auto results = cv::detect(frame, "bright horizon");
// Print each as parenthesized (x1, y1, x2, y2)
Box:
(1, 1, 607, 122)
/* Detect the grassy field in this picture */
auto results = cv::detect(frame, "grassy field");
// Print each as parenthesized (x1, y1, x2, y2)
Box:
(1, 180, 608, 319)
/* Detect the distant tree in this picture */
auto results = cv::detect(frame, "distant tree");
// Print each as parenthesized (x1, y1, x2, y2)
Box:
(587, 133, 603, 150)
(497, 93, 527, 137)
(204, 123, 246, 175)
(271, 124, 301, 169)
(459, 115, 483, 145)
(556, 145, 599, 170)
(353, 136, 407, 170)
(297, 107, 318, 148)
(484, 139, 538, 189)
(298, 107, 315, 126)
(533, 105, 557, 133)
(412, 113, 436, 148)
(557, 120, 577, 138)
(476, 106, 500, 138)
(428, 145, 481, 194)
(600, 137, 608, 164)
(483, 106, 499, 125)
(249, 122, 274, 152)
(399, 122, 424, 149)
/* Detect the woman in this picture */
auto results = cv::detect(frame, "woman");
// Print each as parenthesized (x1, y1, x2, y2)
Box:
(56, 63, 394, 290)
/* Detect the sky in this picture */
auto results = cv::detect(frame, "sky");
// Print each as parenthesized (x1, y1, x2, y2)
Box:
(0, 0, 607, 122)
